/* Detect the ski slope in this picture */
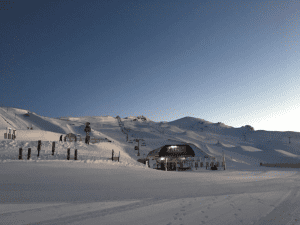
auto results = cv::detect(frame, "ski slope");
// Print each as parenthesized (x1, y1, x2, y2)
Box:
(1, 107, 300, 225)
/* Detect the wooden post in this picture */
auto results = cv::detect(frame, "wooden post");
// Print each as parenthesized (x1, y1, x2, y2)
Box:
(137, 140, 140, 156)
(27, 148, 31, 160)
(19, 148, 22, 160)
(52, 142, 55, 155)
(165, 157, 168, 171)
(223, 151, 226, 170)
(67, 148, 70, 160)
(112, 149, 114, 161)
(85, 135, 90, 145)
(74, 149, 77, 160)
(37, 140, 41, 157)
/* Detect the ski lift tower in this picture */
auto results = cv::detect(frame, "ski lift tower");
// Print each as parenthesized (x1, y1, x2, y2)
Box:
(135, 138, 143, 156)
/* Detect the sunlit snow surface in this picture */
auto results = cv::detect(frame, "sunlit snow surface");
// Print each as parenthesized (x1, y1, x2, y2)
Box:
(1, 107, 300, 225)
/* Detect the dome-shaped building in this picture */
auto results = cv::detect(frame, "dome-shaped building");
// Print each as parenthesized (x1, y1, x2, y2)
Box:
(146, 144, 212, 171)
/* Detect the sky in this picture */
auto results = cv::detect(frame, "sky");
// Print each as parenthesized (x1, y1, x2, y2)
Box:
(1, 0, 300, 132)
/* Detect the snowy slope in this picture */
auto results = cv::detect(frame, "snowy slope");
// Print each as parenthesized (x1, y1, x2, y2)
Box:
(1, 107, 300, 166)
(1, 107, 300, 224)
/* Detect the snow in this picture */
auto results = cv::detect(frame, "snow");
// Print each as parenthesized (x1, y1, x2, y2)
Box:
(1, 107, 300, 224)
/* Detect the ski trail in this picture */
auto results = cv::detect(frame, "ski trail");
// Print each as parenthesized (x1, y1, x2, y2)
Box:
(252, 179, 300, 225)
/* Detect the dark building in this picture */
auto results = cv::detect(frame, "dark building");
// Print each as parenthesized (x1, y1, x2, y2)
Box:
(147, 145, 197, 171)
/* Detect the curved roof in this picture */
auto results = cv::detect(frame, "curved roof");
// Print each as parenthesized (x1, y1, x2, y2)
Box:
(159, 145, 195, 157)
(147, 145, 195, 160)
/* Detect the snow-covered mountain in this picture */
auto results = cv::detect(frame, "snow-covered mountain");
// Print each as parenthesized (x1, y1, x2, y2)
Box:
(1, 106, 300, 225)
(1, 107, 300, 166)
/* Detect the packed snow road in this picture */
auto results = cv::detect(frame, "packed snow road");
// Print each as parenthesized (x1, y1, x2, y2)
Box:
(0, 160, 299, 225)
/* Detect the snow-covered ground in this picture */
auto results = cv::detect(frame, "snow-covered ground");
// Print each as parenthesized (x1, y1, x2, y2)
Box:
(1, 107, 300, 225)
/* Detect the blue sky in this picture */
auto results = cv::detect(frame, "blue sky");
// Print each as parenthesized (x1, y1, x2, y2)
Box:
(1, 0, 300, 131)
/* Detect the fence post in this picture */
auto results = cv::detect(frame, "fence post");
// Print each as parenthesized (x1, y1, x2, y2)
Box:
(37, 140, 41, 157)
(85, 135, 90, 145)
(27, 148, 31, 160)
(67, 148, 70, 160)
(7, 128, 11, 139)
(52, 142, 55, 156)
(74, 149, 77, 160)
(13, 130, 16, 140)
(112, 149, 114, 161)
(118, 151, 120, 162)
(19, 148, 22, 160)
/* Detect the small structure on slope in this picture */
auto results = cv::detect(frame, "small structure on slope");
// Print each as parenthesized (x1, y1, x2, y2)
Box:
(64, 133, 77, 142)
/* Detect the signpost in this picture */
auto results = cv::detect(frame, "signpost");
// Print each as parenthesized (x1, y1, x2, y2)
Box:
(84, 122, 91, 145)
